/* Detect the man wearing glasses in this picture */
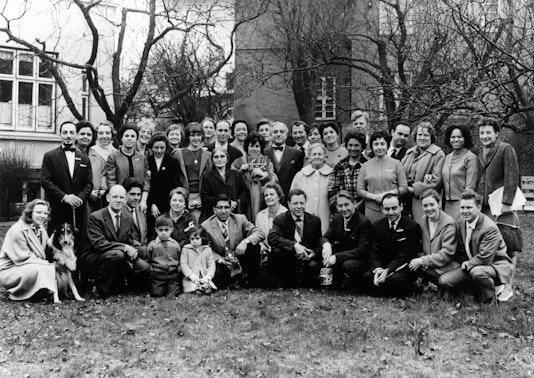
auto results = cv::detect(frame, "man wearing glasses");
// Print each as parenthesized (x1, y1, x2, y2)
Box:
(201, 194, 265, 288)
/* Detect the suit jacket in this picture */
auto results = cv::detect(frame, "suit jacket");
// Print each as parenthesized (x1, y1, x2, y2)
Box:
(80, 207, 135, 260)
(264, 145, 304, 198)
(369, 215, 422, 271)
(476, 140, 519, 206)
(41, 146, 93, 230)
(147, 153, 181, 213)
(126, 205, 147, 246)
(455, 214, 513, 283)
(323, 212, 373, 264)
(201, 213, 265, 261)
(268, 211, 327, 259)
(391, 146, 407, 161)
(420, 212, 457, 273)
(206, 142, 243, 165)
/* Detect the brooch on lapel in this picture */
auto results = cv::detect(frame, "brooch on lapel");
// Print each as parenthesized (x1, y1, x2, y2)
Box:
(162, 167, 166, 171)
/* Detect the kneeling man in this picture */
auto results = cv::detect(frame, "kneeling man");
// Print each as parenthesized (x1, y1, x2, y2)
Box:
(322, 191, 373, 289)
(268, 189, 330, 288)
(79, 185, 151, 298)
(201, 194, 265, 288)
(439, 190, 512, 303)
(363, 193, 421, 297)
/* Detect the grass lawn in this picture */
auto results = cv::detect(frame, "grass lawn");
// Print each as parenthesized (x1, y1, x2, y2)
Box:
(0, 216, 533, 378)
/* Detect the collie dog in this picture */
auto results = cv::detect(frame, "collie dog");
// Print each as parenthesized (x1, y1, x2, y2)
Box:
(47, 223, 84, 303)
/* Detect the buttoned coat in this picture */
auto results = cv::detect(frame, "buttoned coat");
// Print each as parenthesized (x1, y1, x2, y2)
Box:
(290, 164, 333, 234)
(323, 211, 373, 264)
(106, 149, 150, 192)
(201, 213, 265, 261)
(455, 213, 512, 284)
(476, 140, 519, 206)
(419, 212, 457, 273)
(147, 153, 181, 215)
(180, 244, 216, 293)
(172, 148, 212, 192)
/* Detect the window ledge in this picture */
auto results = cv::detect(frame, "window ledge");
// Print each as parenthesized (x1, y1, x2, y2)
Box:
(0, 130, 59, 142)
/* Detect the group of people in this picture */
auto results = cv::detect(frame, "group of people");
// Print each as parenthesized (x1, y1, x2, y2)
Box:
(0, 111, 521, 305)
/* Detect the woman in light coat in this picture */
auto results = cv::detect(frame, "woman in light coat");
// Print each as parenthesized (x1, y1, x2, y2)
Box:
(290, 143, 333, 234)
(402, 122, 445, 225)
(0, 200, 58, 302)
(409, 190, 458, 285)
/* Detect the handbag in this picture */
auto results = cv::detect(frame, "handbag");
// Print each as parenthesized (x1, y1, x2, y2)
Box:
(495, 212, 523, 253)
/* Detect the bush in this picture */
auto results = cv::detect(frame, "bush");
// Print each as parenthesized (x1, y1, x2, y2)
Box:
(0, 144, 32, 219)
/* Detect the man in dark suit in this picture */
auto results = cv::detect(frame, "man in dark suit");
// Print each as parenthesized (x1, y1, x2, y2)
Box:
(388, 121, 412, 160)
(322, 191, 373, 289)
(41, 121, 93, 234)
(363, 193, 421, 297)
(123, 177, 148, 259)
(264, 122, 304, 202)
(79, 185, 151, 298)
(439, 190, 513, 303)
(206, 120, 243, 165)
(268, 189, 329, 288)
(201, 194, 265, 288)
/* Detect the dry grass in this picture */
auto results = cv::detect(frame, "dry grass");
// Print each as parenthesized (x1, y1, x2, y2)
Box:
(0, 215, 533, 378)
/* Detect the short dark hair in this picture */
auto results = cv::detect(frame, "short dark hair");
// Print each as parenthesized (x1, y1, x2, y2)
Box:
(122, 177, 143, 192)
(118, 123, 139, 141)
(344, 130, 367, 149)
(256, 119, 272, 131)
(169, 187, 189, 208)
(444, 124, 474, 149)
(20, 199, 49, 224)
(184, 122, 204, 147)
(155, 215, 173, 228)
(308, 124, 320, 137)
(231, 119, 249, 136)
(76, 120, 97, 147)
(420, 189, 441, 203)
(187, 226, 209, 245)
(369, 130, 391, 149)
(59, 121, 76, 133)
(336, 190, 355, 203)
(148, 132, 169, 150)
(244, 131, 266, 153)
(413, 121, 437, 144)
(381, 193, 401, 207)
(214, 193, 231, 207)
(320, 121, 340, 137)
(476, 117, 500, 133)
(292, 120, 309, 133)
(460, 189, 482, 206)
(288, 188, 307, 202)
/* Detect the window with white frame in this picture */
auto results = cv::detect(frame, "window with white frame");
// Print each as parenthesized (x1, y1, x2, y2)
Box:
(0, 48, 56, 132)
(315, 76, 336, 121)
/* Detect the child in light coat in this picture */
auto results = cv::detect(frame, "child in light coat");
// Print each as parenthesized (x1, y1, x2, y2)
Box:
(180, 227, 216, 294)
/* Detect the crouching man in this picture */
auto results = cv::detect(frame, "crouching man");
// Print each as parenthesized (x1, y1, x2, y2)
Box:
(439, 190, 512, 303)
(79, 185, 151, 298)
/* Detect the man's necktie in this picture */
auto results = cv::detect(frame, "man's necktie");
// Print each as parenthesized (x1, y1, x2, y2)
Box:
(62, 145, 75, 152)
(115, 214, 121, 234)
(389, 221, 395, 232)
(465, 225, 473, 259)
(272, 145, 284, 151)
(294, 218, 303, 243)
(221, 222, 230, 246)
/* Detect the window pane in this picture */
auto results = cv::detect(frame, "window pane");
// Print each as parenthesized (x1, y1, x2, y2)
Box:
(39, 59, 53, 78)
(19, 54, 33, 76)
(0, 51, 14, 75)
(37, 84, 53, 129)
(18, 82, 33, 129)
(0, 80, 13, 127)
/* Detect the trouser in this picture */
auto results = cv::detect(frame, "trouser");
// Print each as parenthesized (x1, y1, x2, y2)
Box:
(332, 259, 368, 290)
(270, 247, 321, 288)
(362, 269, 415, 297)
(80, 250, 151, 295)
(151, 268, 181, 297)
(438, 265, 499, 302)
(212, 244, 261, 289)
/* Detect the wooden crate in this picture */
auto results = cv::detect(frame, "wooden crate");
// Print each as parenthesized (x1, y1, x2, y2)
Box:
(521, 176, 534, 211)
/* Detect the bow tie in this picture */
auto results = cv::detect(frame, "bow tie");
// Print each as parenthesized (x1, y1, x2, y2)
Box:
(272, 145, 284, 151)
(63, 145, 75, 152)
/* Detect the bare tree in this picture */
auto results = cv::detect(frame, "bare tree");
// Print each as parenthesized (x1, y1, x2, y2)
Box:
(0, 0, 267, 130)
